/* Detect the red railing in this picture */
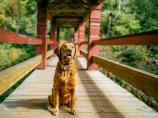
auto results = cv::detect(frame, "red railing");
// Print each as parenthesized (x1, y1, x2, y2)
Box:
(0, 28, 42, 44)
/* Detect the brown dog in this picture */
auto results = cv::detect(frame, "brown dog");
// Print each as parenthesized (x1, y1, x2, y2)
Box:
(46, 43, 80, 116)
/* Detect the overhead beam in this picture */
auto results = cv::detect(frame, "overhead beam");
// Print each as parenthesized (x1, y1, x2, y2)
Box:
(49, 2, 89, 7)
(50, 9, 87, 13)
(56, 18, 80, 22)
(47, 9, 52, 21)
(36, 0, 41, 3)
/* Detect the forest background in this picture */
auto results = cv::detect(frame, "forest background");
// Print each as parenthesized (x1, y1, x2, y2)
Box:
(0, 0, 158, 75)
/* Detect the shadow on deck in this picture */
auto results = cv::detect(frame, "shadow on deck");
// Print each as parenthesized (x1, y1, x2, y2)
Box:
(0, 57, 157, 118)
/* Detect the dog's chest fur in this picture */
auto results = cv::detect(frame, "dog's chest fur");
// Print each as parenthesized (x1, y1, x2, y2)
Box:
(54, 62, 78, 97)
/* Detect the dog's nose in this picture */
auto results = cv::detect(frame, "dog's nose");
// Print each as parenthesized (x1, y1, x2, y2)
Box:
(67, 49, 72, 53)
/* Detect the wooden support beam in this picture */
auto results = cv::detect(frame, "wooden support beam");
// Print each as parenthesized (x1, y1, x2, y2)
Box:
(79, 22, 85, 57)
(92, 55, 158, 101)
(97, 0, 104, 3)
(57, 27, 60, 44)
(49, 2, 89, 7)
(55, 16, 81, 19)
(47, 9, 52, 21)
(0, 28, 42, 44)
(92, 30, 158, 45)
(50, 22, 56, 57)
(87, 4, 101, 70)
(36, 0, 41, 3)
(35, 4, 47, 69)
(51, 9, 87, 13)
(0, 49, 53, 96)
(74, 29, 79, 45)
(56, 18, 80, 22)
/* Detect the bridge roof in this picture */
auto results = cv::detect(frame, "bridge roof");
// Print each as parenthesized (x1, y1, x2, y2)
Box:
(36, 0, 103, 28)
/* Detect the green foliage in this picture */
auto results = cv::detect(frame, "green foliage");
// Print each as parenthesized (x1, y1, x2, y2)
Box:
(0, 43, 35, 71)
(98, 0, 158, 75)
(147, 45, 158, 61)
(0, 0, 37, 36)
(118, 48, 143, 67)
(0, 0, 37, 71)
(59, 28, 74, 41)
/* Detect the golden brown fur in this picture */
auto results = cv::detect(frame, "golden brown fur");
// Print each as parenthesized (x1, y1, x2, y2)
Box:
(46, 43, 80, 115)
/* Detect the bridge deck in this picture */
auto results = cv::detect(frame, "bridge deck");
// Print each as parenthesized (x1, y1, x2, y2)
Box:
(0, 57, 157, 118)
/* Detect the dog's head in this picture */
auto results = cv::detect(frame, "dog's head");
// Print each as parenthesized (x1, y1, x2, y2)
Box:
(54, 43, 80, 60)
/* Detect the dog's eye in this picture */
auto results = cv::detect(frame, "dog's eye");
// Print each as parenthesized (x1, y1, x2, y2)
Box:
(72, 47, 73, 48)
(64, 46, 66, 48)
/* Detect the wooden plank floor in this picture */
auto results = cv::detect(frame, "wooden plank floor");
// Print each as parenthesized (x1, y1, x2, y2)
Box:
(0, 57, 157, 118)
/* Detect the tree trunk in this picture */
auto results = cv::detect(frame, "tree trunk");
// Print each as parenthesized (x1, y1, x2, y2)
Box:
(107, 16, 111, 38)
(145, 0, 149, 21)
(111, 0, 121, 37)
(15, 0, 21, 33)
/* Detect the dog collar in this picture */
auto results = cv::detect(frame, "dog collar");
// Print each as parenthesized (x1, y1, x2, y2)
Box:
(68, 67, 72, 70)
(59, 61, 73, 71)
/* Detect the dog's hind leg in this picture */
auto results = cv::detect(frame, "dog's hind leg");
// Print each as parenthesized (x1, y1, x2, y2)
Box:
(46, 95, 54, 109)
(46, 89, 54, 109)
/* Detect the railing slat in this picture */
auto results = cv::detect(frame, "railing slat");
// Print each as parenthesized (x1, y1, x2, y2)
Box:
(92, 55, 158, 101)
(93, 30, 158, 45)
(0, 49, 53, 95)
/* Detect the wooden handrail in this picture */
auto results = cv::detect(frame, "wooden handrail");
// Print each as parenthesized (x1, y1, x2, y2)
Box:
(0, 49, 53, 95)
(0, 28, 42, 44)
(93, 55, 158, 101)
(92, 30, 158, 45)
(80, 50, 158, 101)
(47, 49, 54, 58)
(80, 41, 88, 45)
(80, 50, 87, 59)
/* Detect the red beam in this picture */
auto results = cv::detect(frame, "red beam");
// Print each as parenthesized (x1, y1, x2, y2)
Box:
(47, 41, 58, 45)
(0, 28, 42, 45)
(79, 23, 85, 57)
(79, 41, 88, 46)
(47, 41, 54, 44)
(97, 0, 104, 3)
(93, 30, 158, 45)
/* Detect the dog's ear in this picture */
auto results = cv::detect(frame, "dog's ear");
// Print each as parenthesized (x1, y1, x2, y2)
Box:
(74, 44, 80, 59)
(54, 43, 63, 58)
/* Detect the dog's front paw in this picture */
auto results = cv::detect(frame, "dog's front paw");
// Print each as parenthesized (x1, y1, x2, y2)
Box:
(71, 109, 77, 115)
(45, 103, 52, 109)
(52, 110, 59, 116)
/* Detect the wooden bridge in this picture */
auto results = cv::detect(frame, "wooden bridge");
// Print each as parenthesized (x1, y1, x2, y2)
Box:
(0, 0, 158, 117)
(0, 57, 158, 118)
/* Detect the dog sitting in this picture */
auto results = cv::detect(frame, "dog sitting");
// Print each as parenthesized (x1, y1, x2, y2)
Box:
(46, 43, 80, 116)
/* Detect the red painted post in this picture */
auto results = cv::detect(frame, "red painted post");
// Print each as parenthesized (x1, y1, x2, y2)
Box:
(74, 28, 78, 46)
(87, 4, 101, 70)
(50, 22, 56, 57)
(78, 23, 85, 57)
(35, 4, 47, 69)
